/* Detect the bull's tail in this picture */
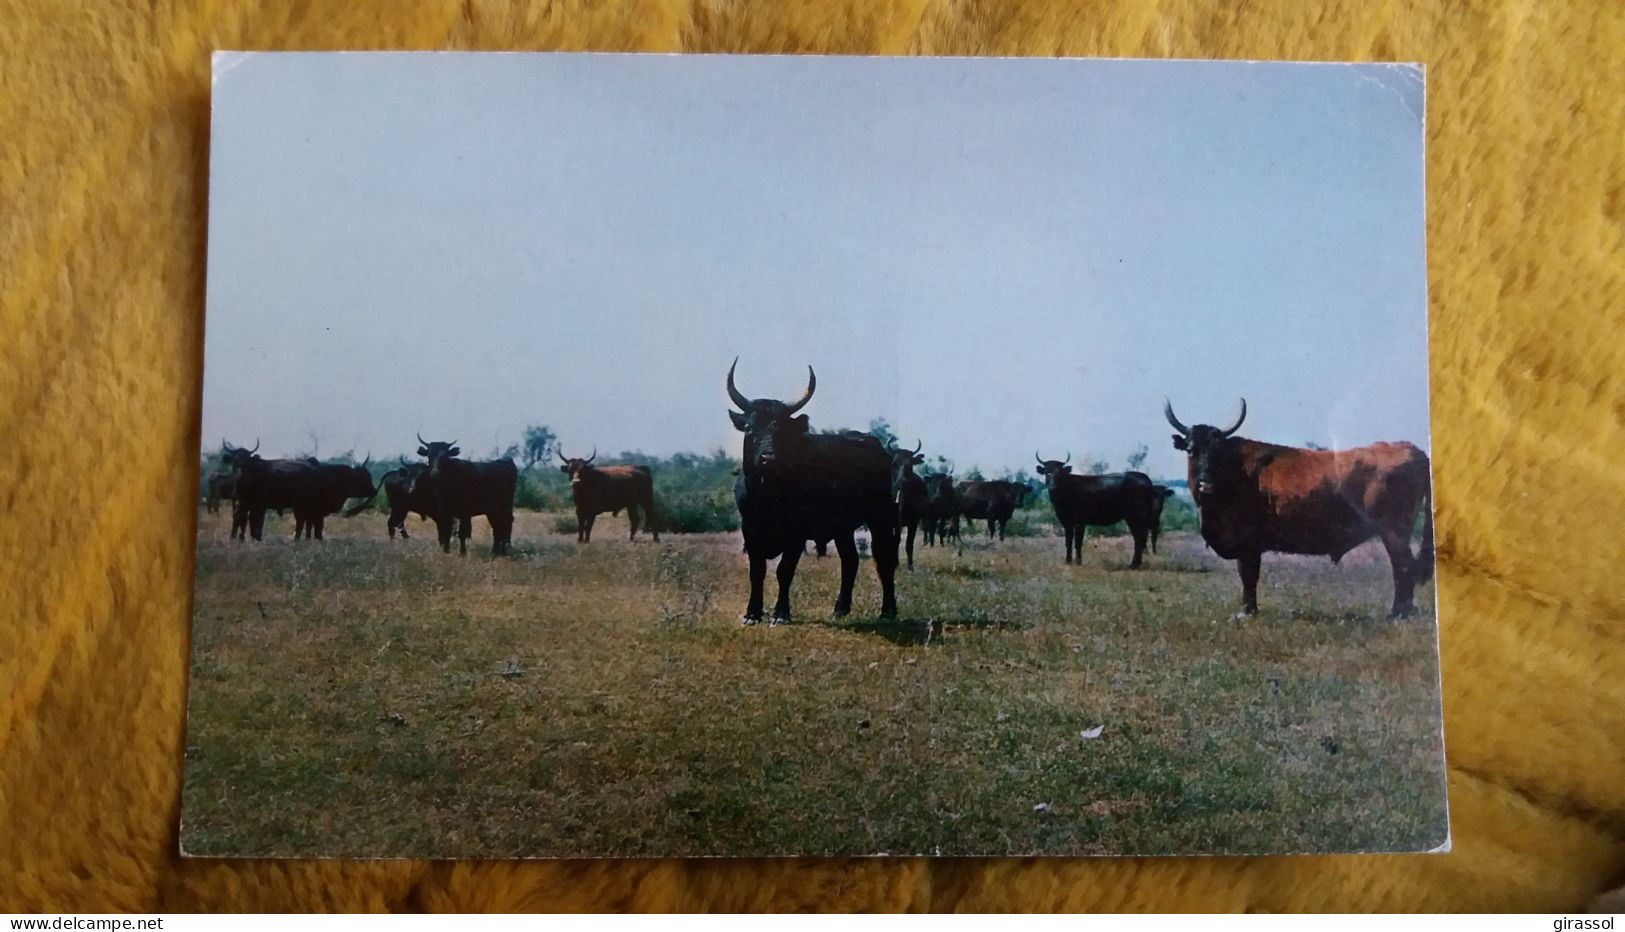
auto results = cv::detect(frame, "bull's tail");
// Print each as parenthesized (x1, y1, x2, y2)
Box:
(343, 469, 389, 518)
(1413, 478, 1435, 586)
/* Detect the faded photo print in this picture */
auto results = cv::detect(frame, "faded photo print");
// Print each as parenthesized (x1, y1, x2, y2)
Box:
(185, 53, 1443, 857)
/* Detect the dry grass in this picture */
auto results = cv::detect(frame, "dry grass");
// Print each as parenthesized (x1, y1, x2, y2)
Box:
(181, 509, 1447, 858)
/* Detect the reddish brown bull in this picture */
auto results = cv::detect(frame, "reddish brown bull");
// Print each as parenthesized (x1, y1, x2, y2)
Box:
(1165, 398, 1434, 618)
(558, 448, 660, 543)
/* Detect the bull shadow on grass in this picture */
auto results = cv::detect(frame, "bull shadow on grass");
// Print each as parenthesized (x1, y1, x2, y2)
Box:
(832, 612, 1028, 647)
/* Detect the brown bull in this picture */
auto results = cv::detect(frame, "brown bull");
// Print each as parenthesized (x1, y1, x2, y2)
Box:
(558, 448, 659, 543)
(1165, 398, 1434, 618)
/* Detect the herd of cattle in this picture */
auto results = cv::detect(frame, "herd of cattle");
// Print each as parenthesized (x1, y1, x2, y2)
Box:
(206, 360, 1435, 621)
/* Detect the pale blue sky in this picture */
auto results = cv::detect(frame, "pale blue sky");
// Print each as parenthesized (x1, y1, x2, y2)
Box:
(203, 53, 1427, 478)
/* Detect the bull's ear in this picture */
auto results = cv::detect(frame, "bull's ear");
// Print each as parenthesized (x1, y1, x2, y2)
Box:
(729, 409, 748, 432)
(560, 464, 571, 474)
(417, 446, 429, 456)
(1061, 465, 1073, 474)
(449, 446, 460, 456)
(912, 453, 925, 465)
(1171, 434, 1188, 451)
(792, 415, 810, 433)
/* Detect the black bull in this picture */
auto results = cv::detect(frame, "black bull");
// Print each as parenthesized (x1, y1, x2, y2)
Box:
(381, 461, 433, 539)
(1034, 453, 1158, 567)
(413, 436, 518, 556)
(220, 443, 375, 542)
(727, 360, 899, 625)
(1165, 398, 1435, 618)
(952, 479, 1029, 540)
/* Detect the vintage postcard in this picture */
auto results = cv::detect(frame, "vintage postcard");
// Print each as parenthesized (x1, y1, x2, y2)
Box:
(185, 53, 1442, 857)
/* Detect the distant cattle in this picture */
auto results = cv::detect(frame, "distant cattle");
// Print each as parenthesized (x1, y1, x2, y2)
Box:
(953, 479, 1029, 541)
(888, 441, 929, 570)
(292, 458, 378, 540)
(413, 435, 518, 556)
(204, 473, 236, 515)
(1149, 485, 1176, 554)
(727, 359, 899, 624)
(558, 448, 660, 543)
(1033, 452, 1158, 567)
(1165, 398, 1434, 617)
(220, 440, 325, 542)
(920, 473, 959, 547)
(381, 460, 433, 539)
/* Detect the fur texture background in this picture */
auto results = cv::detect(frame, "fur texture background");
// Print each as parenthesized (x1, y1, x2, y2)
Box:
(2, 0, 1622, 912)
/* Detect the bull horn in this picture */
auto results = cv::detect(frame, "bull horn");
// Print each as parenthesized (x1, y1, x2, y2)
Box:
(1063, 450, 1071, 466)
(417, 431, 427, 447)
(361, 453, 371, 469)
(221, 439, 230, 454)
(725, 357, 750, 410)
(1035, 450, 1045, 465)
(1220, 398, 1247, 438)
(249, 437, 259, 455)
(785, 366, 816, 415)
(399, 456, 411, 468)
(912, 439, 922, 456)
(448, 439, 458, 449)
(1163, 398, 1190, 437)
(557, 449, 570, 464)
(585, 446, 596, 465)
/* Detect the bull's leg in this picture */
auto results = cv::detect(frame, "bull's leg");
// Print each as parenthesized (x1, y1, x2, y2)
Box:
(831, 533, 859, 617)
(584, 514, 597, 543)
(1068, 525, 1080, 564)
(1128, 523, 1147, 569)
(1382, 532, 1417, 618)
(771, 546, 803, 625)
(873, 527, 900, 619)
(904, 519, 917, 570)
(1237, 551, 1262, 616)
(490, 514, 512, 557)
(457, 517, 471, 556)
(250, 508, 266, 542)
(628, 504, 641, 541)
(436, 516, 453, 553)
(314, 516, 325, 541)
(742, 550, 767, 624)
(1151, 525, 1159, 555)
(997, 517, 1007, 542)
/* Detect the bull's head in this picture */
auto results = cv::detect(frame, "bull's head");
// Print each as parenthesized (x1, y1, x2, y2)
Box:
(887, 440, 925, 502)
(1033, 451, 1072, 488)
(220, 438, 260, 471)
(923, 473, 955, 505)
(417, 432, 461, 481)
(1164, 398, 1246, 499)
(557, 447, 598, 487)
(344, 459, 376, 498)
(726, 358, 815, 475)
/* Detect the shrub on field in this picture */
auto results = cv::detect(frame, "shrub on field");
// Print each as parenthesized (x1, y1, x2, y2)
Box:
(658, 491, 740, 534)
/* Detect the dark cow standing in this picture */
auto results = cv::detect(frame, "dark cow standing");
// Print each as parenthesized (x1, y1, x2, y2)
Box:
(1149, 485, 1175, 554)
(221, 440, 324, 542)
(888, 441, 929, 570)
(413, 435, 518, 556)
(204, 473, 236, 515)
(381, 460, 433, 539)
(727, 360, 899, 625)
(558, 448, 660, 542)
(953, 479, 1029, 540)
(1165, 398, 1434, 618)
(1033, 452, 1158, 567)
(920, 473, 959, 546)
(291, 458, 378, 540)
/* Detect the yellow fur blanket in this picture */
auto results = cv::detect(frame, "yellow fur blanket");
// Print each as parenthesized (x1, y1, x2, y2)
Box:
(2, 0, 1622, 912)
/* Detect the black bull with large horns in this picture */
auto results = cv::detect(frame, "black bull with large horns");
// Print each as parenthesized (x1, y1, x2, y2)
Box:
(727, 359, 899, 624)
(1164, 398, 1435, 618)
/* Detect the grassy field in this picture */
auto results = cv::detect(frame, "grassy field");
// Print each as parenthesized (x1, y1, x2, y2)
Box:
(181, 508, 1448, 858)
